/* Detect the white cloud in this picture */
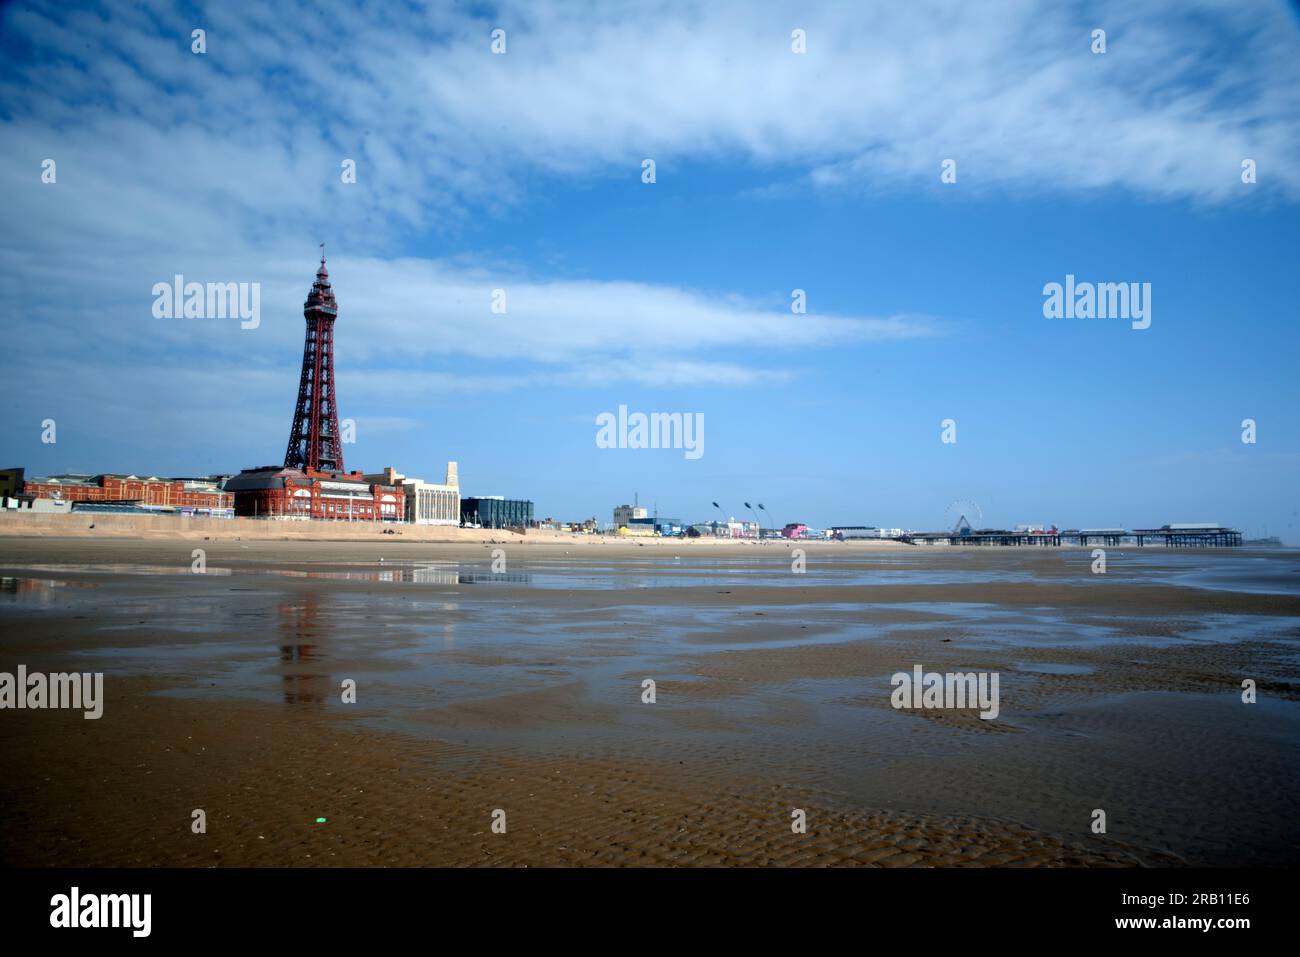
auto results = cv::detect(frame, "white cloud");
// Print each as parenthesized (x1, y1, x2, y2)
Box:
(337, 257, 938, 363)
(343, 357, 795, 397)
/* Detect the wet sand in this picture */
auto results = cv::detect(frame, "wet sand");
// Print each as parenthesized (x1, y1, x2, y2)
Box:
(1, 537, 1298, 867)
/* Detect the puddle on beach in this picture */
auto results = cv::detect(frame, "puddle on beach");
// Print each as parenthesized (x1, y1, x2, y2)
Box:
(1060, 550, 1300, 596)
(1014, 661, 1095, 675)
(4, 563, 231, 577)
(4, 549, 1298, 594)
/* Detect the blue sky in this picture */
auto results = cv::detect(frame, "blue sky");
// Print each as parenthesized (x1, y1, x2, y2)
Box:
(1, 0, 1298, 537)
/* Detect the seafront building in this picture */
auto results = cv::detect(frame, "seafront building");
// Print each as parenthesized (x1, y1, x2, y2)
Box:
(627, 515, 684, 536)
(460, 496, 534, 529)
(684, 517, 759, 538)
(613, 504, 648, 527)
(0, 468, 232, 515)
(224, 466, 404, 521)
(364, 465, 460, 526)
(831, 526, 905, 539)
(616, 523, 656, 537)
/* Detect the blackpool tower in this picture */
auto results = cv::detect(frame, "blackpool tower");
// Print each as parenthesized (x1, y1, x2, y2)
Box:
(284, 248, 345, 473)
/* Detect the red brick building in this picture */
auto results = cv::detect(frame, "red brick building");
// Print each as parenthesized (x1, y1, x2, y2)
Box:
(225, 466, 403, 521)
(20, 473, 232, 509)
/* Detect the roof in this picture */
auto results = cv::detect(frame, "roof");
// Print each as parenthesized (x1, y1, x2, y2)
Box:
(29, 473, 213, 486)
(223, 467, 309, 492)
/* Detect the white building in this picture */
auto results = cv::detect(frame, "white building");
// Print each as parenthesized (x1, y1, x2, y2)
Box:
(833, 526, 903, 539)
(613, 504, 648, 528)
(365, 463, 460, 525)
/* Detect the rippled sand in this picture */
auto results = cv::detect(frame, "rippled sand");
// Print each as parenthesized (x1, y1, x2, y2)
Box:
(1, 537, 1297, 867)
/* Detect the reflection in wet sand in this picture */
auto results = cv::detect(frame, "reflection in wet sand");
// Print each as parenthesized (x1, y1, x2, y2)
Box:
(1, 575, 100, 593)
(277, 593, 330, 704)
(0, 561, 533, 586)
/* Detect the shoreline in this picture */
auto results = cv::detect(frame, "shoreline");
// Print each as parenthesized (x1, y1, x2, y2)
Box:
(0, 512, 909, 547)
(1, 513, 1282, 552)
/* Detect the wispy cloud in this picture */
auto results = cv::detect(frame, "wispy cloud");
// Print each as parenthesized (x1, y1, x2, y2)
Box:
(8, 1, 1295, 217)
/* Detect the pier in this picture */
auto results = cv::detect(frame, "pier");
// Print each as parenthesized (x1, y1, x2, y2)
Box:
(898, 524, 1242, 548)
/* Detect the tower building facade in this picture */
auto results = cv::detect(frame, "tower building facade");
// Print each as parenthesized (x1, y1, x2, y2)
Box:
(284, 252, 345, 473)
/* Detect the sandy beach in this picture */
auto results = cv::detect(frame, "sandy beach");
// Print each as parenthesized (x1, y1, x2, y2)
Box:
(1, 534, 1297, 867)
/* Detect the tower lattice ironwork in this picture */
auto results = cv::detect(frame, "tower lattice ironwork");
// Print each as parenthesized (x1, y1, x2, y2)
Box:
(284, 250, 345, 473)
